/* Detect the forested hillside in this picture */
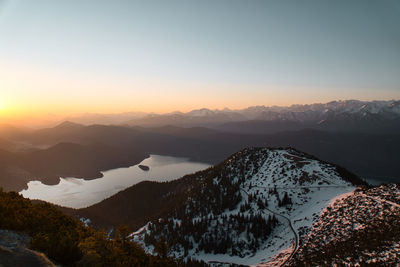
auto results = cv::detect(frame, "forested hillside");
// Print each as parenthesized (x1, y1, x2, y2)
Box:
(0, 189, 184, 266)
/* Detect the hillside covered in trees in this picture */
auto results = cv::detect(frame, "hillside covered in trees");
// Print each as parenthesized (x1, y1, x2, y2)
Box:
(0, 188, 191, 266)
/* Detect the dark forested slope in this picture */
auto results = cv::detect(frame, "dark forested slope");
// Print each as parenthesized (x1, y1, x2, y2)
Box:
(0, 189, 179, 267)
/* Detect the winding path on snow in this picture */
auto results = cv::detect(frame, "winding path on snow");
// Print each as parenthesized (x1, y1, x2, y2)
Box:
(240, 188, 299, 267)
(260, 206, 298, 267)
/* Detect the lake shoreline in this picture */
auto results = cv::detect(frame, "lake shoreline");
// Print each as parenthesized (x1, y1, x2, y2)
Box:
(20, 155, 211, 208)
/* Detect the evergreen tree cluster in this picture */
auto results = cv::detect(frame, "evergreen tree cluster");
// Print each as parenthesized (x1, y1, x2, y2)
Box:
(278, 192, 293, 207)
(144, 213, 278, 257)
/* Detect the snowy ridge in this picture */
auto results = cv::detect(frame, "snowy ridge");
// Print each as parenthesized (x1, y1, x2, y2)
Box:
(289, 184, 400, 266)
(131, 148, 359, 266)
(186, 100, 400, 119)
(127, 100, 400, 126)
(241, 100, 400, 121)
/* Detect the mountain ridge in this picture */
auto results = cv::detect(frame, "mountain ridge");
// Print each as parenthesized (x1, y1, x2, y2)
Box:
(287, 183, 400, 266)
(124, 100, 400, 132)
(68, 147, 366, 266)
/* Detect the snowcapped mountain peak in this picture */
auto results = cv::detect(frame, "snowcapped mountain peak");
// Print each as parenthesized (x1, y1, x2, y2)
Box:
(221, 107, 233, 112)
(125, 100, 400, 131)
(238, 100, 400, 122)
(187, 108, 215, 117)
(241, 148, 352, 189)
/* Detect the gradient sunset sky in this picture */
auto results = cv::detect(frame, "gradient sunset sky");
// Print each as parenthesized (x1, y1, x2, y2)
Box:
(1, 0, 399, 122)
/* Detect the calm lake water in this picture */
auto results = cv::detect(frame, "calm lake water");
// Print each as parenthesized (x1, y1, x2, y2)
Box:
(20, 155, 211, 208)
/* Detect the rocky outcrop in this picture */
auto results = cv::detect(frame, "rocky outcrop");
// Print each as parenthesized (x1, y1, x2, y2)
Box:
(0, 230, 56, 267)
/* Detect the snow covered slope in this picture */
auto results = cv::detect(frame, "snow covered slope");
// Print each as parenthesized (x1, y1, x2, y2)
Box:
(289, 184, 400, 266)
(131, 147, 363, 266)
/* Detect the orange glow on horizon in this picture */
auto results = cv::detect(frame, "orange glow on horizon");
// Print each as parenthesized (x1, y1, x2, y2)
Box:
(1, 61, 399, 128)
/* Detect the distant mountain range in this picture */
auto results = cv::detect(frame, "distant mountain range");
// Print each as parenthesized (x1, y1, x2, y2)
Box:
(3, 100, 400, 135)
(16, 100, 398, 135)
(124, 100, 400, 134)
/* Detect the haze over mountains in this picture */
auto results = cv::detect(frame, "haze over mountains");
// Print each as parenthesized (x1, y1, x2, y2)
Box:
(41, 99, 399, 135)
(10, 100, 399, 133)
(124, 100, 400, 134)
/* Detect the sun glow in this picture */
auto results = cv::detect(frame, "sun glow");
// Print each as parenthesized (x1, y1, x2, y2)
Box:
(0, 100, 9, 116)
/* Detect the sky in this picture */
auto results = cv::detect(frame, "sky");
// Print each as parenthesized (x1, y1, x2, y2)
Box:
(0, 0, 400, 123)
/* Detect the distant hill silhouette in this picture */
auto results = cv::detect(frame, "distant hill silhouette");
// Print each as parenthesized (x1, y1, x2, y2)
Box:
(0, 141, 147, 191)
